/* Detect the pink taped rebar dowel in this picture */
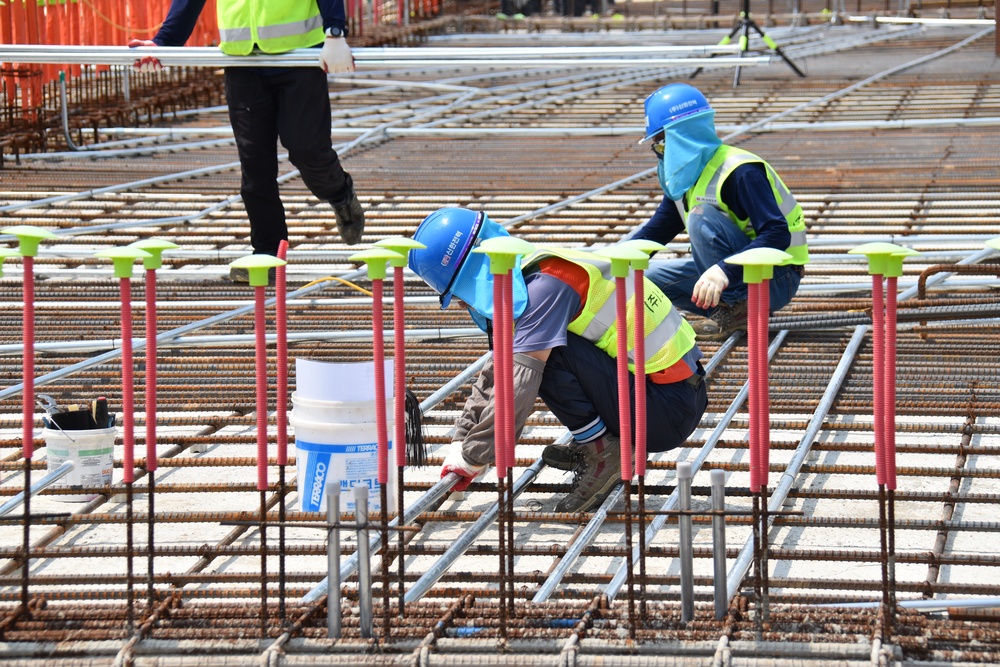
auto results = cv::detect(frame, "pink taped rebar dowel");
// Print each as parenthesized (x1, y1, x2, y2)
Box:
(144, 267, 157, 471)
(757, 279, 771, 490)
(872, 274, 887, 485)
(276, 241, 289, 467)
(633, 271, 647, 476)
(373, 277, 389, 488)
(254, 285, 269, 492)
(747, 281, 760, 493)
(615, 275, 632, 481)
(22, 255, 34, 461)
(884, 276, 898, 490)
(120, 276, 136, 484)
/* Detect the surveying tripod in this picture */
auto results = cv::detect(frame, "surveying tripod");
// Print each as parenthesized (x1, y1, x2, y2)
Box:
(693, 0, 806, 87)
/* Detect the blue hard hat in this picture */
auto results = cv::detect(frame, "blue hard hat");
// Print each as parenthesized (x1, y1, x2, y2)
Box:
(408, 207, 485, 309)
(641, 83, 713, 143)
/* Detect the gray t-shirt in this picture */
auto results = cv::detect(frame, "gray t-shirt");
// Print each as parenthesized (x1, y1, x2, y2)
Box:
(512, 272, 581, 354)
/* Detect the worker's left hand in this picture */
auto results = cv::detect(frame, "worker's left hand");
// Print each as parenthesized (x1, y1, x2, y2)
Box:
(692, 264, 729, 310)
(319, 36, 355, 74)
(440, 444, 486, 493)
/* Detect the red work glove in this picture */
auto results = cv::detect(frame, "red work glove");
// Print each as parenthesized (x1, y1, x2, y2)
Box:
(128, 39, 162, 73)
(440, 444, 486, 492)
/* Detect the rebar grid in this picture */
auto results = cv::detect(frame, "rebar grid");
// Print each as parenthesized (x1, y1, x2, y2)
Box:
(1, 22, 1000, 665)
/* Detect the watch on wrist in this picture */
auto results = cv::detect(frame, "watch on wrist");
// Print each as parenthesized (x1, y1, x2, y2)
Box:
(325, 26, 344, 38)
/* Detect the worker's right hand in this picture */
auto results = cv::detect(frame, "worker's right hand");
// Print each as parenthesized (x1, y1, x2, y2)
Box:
(128, 39, 162, 73)
(440, 443, 486, 492)
(692, 264, 729, 310)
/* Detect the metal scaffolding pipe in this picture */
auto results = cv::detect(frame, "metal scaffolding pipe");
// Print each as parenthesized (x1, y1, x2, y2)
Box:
(0, 45, 768, 69)
(677, 461, 694, 623)
(354, 487, 373, 639)
(711, 469, 728, 621)
(326, 486, 342, 639)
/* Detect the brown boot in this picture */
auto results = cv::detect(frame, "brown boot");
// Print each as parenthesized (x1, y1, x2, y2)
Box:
(692, 299, 749, 341)
(554, 434, 621, 512)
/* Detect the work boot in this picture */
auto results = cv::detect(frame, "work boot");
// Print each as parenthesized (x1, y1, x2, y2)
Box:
(331, 175, 365, 246)
(692, 299, 749, 341)
(542, 442, 578, 471)
(554, 434, 621, 513)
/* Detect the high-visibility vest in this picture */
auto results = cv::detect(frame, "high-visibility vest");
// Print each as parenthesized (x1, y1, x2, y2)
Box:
(523, 247, 697, 380)
(685, 145, 809, 265)
(217, 0, 324, 56)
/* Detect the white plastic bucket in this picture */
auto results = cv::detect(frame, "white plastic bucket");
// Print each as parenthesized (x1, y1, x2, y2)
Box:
(290, 392, 396, 514)
(42, 426, 116, 502)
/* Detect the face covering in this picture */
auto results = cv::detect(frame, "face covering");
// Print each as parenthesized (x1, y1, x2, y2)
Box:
(448, 215, 528, 332)
(656, 109, 722, 201)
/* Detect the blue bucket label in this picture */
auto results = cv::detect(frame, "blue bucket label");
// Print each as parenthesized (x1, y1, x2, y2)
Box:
(297, 439, 392, 513)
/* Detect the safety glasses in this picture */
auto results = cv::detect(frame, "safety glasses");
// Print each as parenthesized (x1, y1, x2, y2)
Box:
(650, 133, 665, 158)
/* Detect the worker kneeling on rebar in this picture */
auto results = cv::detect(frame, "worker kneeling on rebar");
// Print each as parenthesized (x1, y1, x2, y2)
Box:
(408, 208, 709, 512)
(632, 83, 808, 340)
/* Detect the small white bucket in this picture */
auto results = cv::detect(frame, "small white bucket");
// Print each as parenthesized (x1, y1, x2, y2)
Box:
(290, 393, 396, 515)
(42, 426, 116, 502)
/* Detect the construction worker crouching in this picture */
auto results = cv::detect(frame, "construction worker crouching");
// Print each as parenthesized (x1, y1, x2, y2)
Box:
(632, 83, 808, 340)
(408, 207, 709, 512)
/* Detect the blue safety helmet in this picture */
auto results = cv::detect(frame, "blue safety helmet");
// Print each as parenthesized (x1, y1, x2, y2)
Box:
(640, 83, 713, 143)
(408, 207, 486, 309)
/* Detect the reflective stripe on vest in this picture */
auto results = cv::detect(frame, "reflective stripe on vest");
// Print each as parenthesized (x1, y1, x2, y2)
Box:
(684, 146, 808, 265)
(217, 0, 324, 56)
(524, 247, 696, 375)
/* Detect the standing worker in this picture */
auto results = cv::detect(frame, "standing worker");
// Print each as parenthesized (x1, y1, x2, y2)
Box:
(129, 0, 366, 281)
(408, 207, 708, 512)
(632, 83, 807, 339)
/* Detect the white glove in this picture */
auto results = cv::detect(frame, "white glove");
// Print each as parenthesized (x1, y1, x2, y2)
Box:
(692, 264, 729, 310)
(128, 39, 162, 73)
(319, 36, 355, 74)
(440, 442, 487, 493)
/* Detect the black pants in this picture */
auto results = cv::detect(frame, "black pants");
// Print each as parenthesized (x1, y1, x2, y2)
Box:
(224, 67, 351, 255)
(538, 333, 708, 454)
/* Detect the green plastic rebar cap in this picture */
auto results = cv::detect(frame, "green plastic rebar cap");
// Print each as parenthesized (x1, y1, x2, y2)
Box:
(230, 254, 287, 287)
(0, 225, 57, 257)
(724, 247, 793, 284)
(374, 237, 427, 268)
(594, 245, 650, 277)
(472, 237, 536, 274)
(848, 242, 919, 278)
(985, 237, 1000, 252)
(94, 247, 154, 279)
(619, 239, 666, 254)
(0, 248, 18, 278)
(128, 239, 179, 270)
(349, 247, 405, 281)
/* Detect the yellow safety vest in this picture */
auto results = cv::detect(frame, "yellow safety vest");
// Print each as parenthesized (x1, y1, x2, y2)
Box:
(686, 145, 809, 265)
(217, 0, 324, 56)
(523, 247, 697, 377)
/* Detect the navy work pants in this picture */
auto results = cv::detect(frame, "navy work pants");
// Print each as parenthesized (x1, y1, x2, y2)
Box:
(538, 333, 708, 454)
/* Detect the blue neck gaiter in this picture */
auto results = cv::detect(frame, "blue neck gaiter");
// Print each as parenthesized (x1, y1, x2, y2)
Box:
(656, 110, 722, 201)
